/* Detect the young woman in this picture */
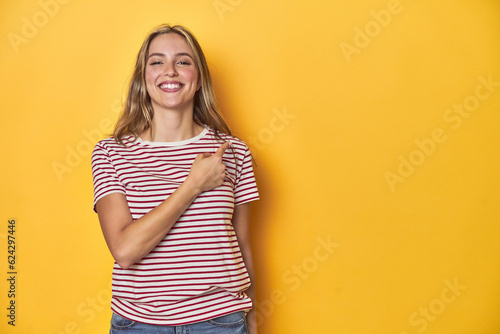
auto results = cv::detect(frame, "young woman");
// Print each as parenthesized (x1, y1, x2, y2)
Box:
(91, 24, 259, 333)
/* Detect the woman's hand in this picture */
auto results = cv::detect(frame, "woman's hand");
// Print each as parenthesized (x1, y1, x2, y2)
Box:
(186, 142, 230, 192)
(246, 308, 258, 334)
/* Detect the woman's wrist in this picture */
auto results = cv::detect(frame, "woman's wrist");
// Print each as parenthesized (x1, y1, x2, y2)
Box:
(180, 175, 203, 198)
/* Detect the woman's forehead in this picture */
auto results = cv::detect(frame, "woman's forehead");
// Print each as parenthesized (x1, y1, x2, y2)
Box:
(148, 33, 194, 56)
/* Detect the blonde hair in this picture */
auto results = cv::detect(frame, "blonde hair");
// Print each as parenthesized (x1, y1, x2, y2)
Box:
(113, 24, 231, 145)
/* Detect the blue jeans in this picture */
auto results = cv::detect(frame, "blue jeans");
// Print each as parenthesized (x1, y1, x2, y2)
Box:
(109, 311, 248, 334)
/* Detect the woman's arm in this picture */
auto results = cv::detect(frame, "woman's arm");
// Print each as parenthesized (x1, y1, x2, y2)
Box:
(96, 142, 229, 269)
(232, 202, 258, 334)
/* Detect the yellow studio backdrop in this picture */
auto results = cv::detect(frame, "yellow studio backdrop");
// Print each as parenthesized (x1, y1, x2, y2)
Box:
(1, 0, 499, 333)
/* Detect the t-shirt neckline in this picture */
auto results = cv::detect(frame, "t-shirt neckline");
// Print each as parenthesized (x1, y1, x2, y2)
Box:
(136, 127, 209, 147)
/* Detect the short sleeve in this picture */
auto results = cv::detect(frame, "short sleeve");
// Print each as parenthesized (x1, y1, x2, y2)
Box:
(233, 146, 260, 206)
(91, 142, 126, 212)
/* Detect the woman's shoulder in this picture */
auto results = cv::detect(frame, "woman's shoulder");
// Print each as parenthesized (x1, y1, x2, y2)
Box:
(93, 135, 138, 152)
(202, 126, 250, 158)
(204, 127, 249, 150)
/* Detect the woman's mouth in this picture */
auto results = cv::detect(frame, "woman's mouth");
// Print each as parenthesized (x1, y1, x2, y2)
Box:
(158, 82, 183, 91)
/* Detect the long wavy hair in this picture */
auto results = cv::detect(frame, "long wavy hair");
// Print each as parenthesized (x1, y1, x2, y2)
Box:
(113, 24, 231, 145)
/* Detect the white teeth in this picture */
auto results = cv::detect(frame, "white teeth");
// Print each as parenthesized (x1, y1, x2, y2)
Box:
(160, 83, 181, 89)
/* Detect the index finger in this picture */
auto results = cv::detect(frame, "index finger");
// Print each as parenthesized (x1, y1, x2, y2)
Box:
(214, 141, 230, 157)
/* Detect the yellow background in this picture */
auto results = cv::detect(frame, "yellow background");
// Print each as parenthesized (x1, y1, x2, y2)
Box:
(1, 0, 500, 333)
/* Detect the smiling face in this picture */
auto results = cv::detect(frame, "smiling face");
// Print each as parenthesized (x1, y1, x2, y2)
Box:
(145, 33, 200, 114)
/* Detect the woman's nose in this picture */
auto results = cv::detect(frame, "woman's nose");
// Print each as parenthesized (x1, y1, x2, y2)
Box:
(164, 63, 178, 77)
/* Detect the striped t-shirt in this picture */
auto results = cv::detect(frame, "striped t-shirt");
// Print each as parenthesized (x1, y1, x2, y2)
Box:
(91, 126, 259, 325)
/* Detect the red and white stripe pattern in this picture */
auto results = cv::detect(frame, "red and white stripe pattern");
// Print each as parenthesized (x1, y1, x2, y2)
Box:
(91, 127, 259, 325)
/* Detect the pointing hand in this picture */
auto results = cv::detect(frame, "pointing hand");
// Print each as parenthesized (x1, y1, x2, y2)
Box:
(187, 142, 230, 193)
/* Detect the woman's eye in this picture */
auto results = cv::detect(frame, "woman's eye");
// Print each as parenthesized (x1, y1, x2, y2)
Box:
(150, 61, 162, 65)
(178, 61, 191, 65)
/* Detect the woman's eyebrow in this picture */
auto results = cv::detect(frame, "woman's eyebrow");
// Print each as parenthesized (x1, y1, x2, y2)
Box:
(147, 52, 194, 59)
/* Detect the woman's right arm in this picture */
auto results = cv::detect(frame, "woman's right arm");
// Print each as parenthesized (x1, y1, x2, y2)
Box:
(96, 142, 229, 269)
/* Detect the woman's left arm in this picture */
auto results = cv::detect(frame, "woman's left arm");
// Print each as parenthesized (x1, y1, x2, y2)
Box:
(232, 202, 258, 334)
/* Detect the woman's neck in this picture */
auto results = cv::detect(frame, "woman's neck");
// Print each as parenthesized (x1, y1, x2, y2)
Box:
(141, 109, 204, 142)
